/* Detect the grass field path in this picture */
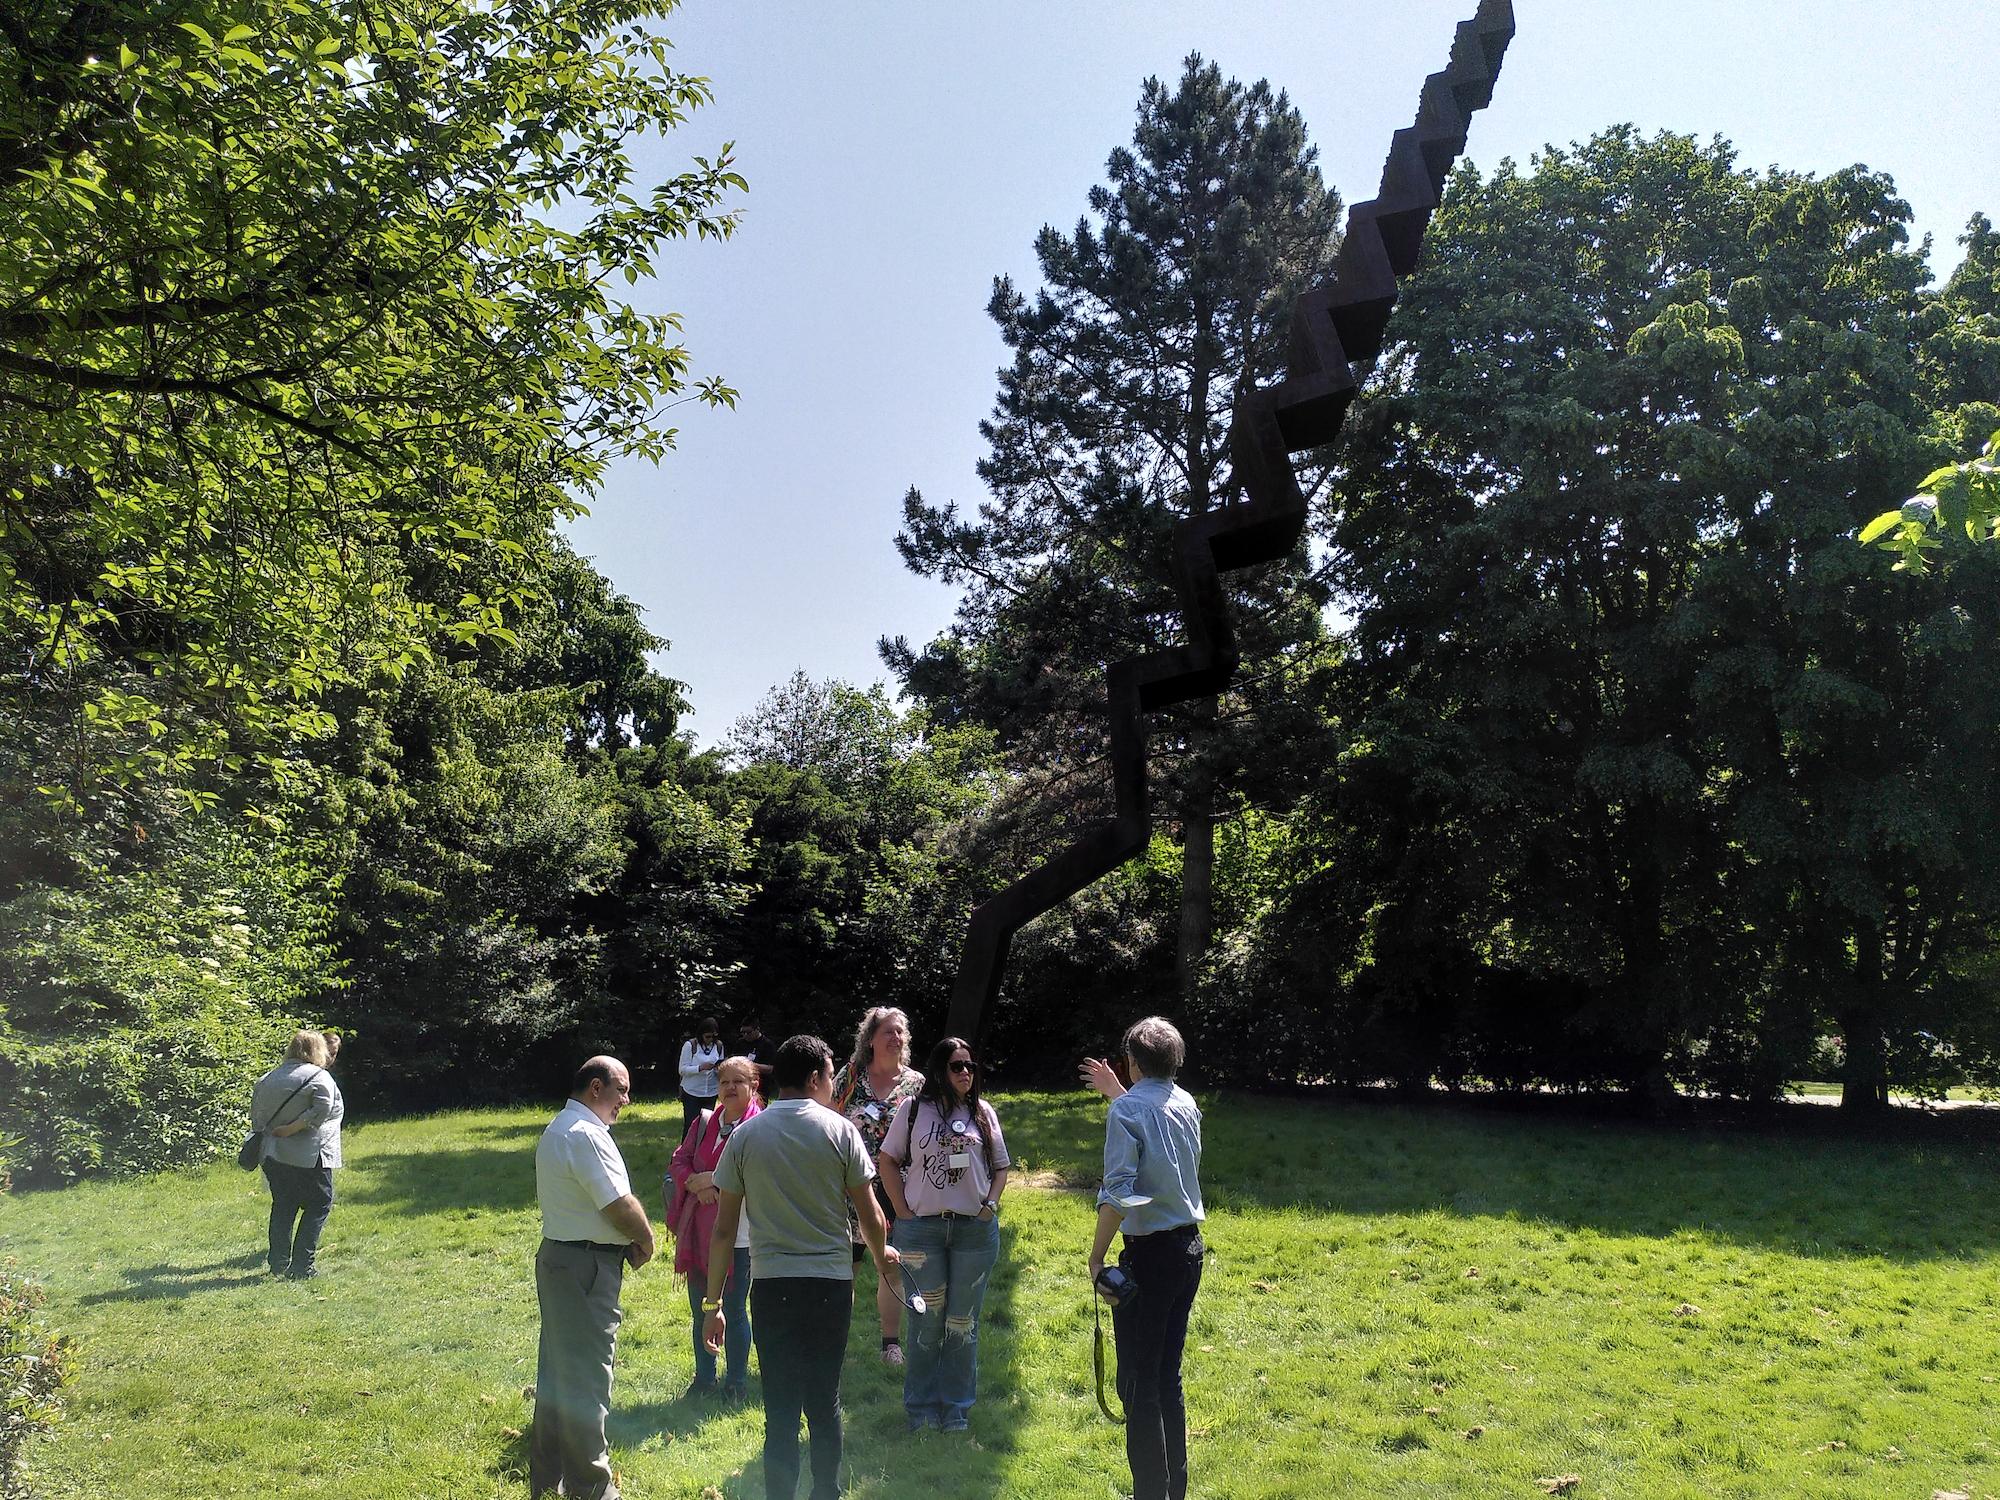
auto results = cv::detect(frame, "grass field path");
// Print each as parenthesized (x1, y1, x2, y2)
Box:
(3, 1092, 1997, 1498)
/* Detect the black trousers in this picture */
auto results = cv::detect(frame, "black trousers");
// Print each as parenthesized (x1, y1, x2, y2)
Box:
(680, 1090, 715, 1139)
(261, 1161, 334, 1277)
(750, 1277, 852, 1500)
(1112, 1223, 1205, 1500)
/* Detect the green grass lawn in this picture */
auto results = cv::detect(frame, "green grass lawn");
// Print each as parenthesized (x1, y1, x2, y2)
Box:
(1789, 1081, 1993, 1102)
(3, 1092, 1997, 1499)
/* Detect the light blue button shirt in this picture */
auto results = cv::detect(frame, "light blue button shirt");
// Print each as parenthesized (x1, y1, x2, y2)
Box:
(1098, 1078, 1204, 1236)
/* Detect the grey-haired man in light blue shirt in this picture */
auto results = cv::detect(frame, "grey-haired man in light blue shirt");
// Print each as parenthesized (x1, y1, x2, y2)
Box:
(1084, 1016, 1205, 1500)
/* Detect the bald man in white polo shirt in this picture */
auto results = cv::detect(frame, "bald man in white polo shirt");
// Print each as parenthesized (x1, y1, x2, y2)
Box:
(531, 1056, 656, 1500)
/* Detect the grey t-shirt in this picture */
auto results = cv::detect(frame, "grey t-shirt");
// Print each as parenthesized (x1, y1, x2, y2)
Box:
(713, 1098, 872, 1281)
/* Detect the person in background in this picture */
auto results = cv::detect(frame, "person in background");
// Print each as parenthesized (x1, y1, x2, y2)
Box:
(878, 1035, 1010, 1432)
(668, 1055, 761, 1401)
(251, 1029, 344, 1280)
(705, 1035, 899, 1500)
(531, 1056, 655, 1500)
(830, 1005, 923, 1367)
(1083, 1017, 1206, 1500)
(677, 1016, 724, 1138)
(736, 1016, 779, 1093)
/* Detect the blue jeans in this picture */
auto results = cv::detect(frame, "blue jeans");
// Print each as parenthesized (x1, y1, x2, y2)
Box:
(892, 1212, 1000, 1427)
(688, 1245, 751, 1390)
(262, 1161, 334, 1277)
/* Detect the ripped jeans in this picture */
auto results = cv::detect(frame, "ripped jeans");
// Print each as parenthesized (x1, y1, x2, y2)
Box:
(891, 1211, 1001, 1427)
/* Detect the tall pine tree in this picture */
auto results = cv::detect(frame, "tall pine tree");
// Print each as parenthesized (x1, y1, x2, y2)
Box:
(887, 56, 1342, 994)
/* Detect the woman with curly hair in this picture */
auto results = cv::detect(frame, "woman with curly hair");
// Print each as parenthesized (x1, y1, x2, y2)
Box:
(830, 1005, 922, 1366)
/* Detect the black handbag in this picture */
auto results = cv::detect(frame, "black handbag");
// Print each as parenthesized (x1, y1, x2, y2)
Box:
(238, 1070, 322, 1170)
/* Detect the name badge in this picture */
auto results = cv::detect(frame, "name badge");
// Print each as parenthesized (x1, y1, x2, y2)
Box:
(864, 1103, 884, 1121)
(949, 1151, 971, 1171)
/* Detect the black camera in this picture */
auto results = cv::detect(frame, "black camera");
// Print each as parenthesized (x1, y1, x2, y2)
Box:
(1093, 1265, 1138, 1307)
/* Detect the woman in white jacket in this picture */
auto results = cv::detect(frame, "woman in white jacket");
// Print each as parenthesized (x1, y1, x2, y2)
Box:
(676, 1016, 724, 1138)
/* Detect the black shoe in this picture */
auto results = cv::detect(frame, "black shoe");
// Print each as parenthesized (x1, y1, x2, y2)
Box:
(287, 1266, 318, 1281)
(683, 1381, 717, 1401)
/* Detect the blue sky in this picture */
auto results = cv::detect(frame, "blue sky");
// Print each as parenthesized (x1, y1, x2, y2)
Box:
(564, 0, 1999, 744)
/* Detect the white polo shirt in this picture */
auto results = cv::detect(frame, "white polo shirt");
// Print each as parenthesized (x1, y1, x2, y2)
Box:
(536, 1098, 633, 1244)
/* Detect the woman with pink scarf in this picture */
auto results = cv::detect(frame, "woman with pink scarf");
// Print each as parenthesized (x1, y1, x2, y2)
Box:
(667, 1055, 760, 1399)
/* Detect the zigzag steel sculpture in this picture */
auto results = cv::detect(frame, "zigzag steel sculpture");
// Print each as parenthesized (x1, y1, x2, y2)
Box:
(944, 1, 1516, 1042)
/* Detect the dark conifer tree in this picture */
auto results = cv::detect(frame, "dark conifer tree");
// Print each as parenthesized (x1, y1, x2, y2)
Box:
(886, 56, 1343, 994)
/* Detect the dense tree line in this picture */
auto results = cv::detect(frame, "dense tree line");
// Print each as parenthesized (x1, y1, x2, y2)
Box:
(6, 32, 1999, 1184)
(890, 91, 2000, 1108)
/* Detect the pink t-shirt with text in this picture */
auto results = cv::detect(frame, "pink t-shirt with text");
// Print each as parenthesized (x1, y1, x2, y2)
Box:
(881, 1096, 1010, 1217)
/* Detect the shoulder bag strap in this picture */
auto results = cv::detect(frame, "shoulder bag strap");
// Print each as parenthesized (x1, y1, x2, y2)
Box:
(266, 1068, 324, 1130)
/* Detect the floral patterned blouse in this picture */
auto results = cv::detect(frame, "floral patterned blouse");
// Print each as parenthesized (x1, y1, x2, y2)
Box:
(831, 1061, 923, 1240)
(831, 1062, 924, 1161)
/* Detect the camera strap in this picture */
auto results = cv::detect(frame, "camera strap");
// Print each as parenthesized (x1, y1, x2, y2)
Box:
(1092, 1292, 1124, 1423)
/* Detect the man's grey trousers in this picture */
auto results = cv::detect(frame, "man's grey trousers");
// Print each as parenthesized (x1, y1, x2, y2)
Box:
(531, 1239, 625, 1500)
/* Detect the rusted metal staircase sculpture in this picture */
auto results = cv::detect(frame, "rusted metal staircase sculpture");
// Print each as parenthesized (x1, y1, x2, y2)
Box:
(945, 0, 1516, 1041)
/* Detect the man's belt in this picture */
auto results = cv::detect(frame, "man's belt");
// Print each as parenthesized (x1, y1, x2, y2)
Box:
(544, 1237, 629, 1253)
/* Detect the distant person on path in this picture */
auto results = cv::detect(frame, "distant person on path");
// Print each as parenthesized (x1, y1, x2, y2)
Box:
(668, 1055, 762, 1401)
(831, 1005, 923, 1366)
(704, 1035, 900, 1500)
(532, 1056, 656, 1500)
(251, 1029, 344, 1280)
(1082, 1017, 1206, 1500)
(678, 1017, 725, 1138)
(878, 1035, 1011, 1432)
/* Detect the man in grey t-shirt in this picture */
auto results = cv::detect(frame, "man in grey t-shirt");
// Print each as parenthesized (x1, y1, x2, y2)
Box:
(708, 1035, 898, 1500)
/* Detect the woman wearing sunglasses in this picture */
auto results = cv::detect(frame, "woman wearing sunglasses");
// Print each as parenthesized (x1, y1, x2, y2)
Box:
(877, 1036, 1011, 1433)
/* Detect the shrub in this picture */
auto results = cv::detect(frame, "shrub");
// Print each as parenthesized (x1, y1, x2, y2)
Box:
(0, 818, 336, 1183)
(0, 1264, 73, 1500)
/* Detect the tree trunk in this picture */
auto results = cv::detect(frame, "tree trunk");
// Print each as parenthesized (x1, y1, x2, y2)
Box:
(1839, 924, 1890, 1112)
(1177, 763, 1215, 1001)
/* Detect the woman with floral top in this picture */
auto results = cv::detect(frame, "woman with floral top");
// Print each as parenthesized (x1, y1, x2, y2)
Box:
(878, 1035, 1010, 1432)
(831, 1005, 923, 1366)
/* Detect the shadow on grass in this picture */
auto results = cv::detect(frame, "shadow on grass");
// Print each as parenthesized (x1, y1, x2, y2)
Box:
(457, 1122, 546, 1143)
(342, 1115, 689, 1218)
(78, 1250, 269, 1304)
(1000, 1088, 2000, 1264)
(609, 1384, 769, 1495)
(369, 1103, 1032, 1499)
(602, 1226, 1033, 1499)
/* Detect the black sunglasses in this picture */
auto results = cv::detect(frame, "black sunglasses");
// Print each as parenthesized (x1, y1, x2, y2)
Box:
(947, 1059, 977, 1074)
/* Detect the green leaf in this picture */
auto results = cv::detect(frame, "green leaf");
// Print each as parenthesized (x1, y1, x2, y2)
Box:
(177, 21, 215, 46)
(1858, 511, 1905, 545)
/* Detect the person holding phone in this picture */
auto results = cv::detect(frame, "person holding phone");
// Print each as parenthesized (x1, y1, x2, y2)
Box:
(677, 1017, 725, 1138)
